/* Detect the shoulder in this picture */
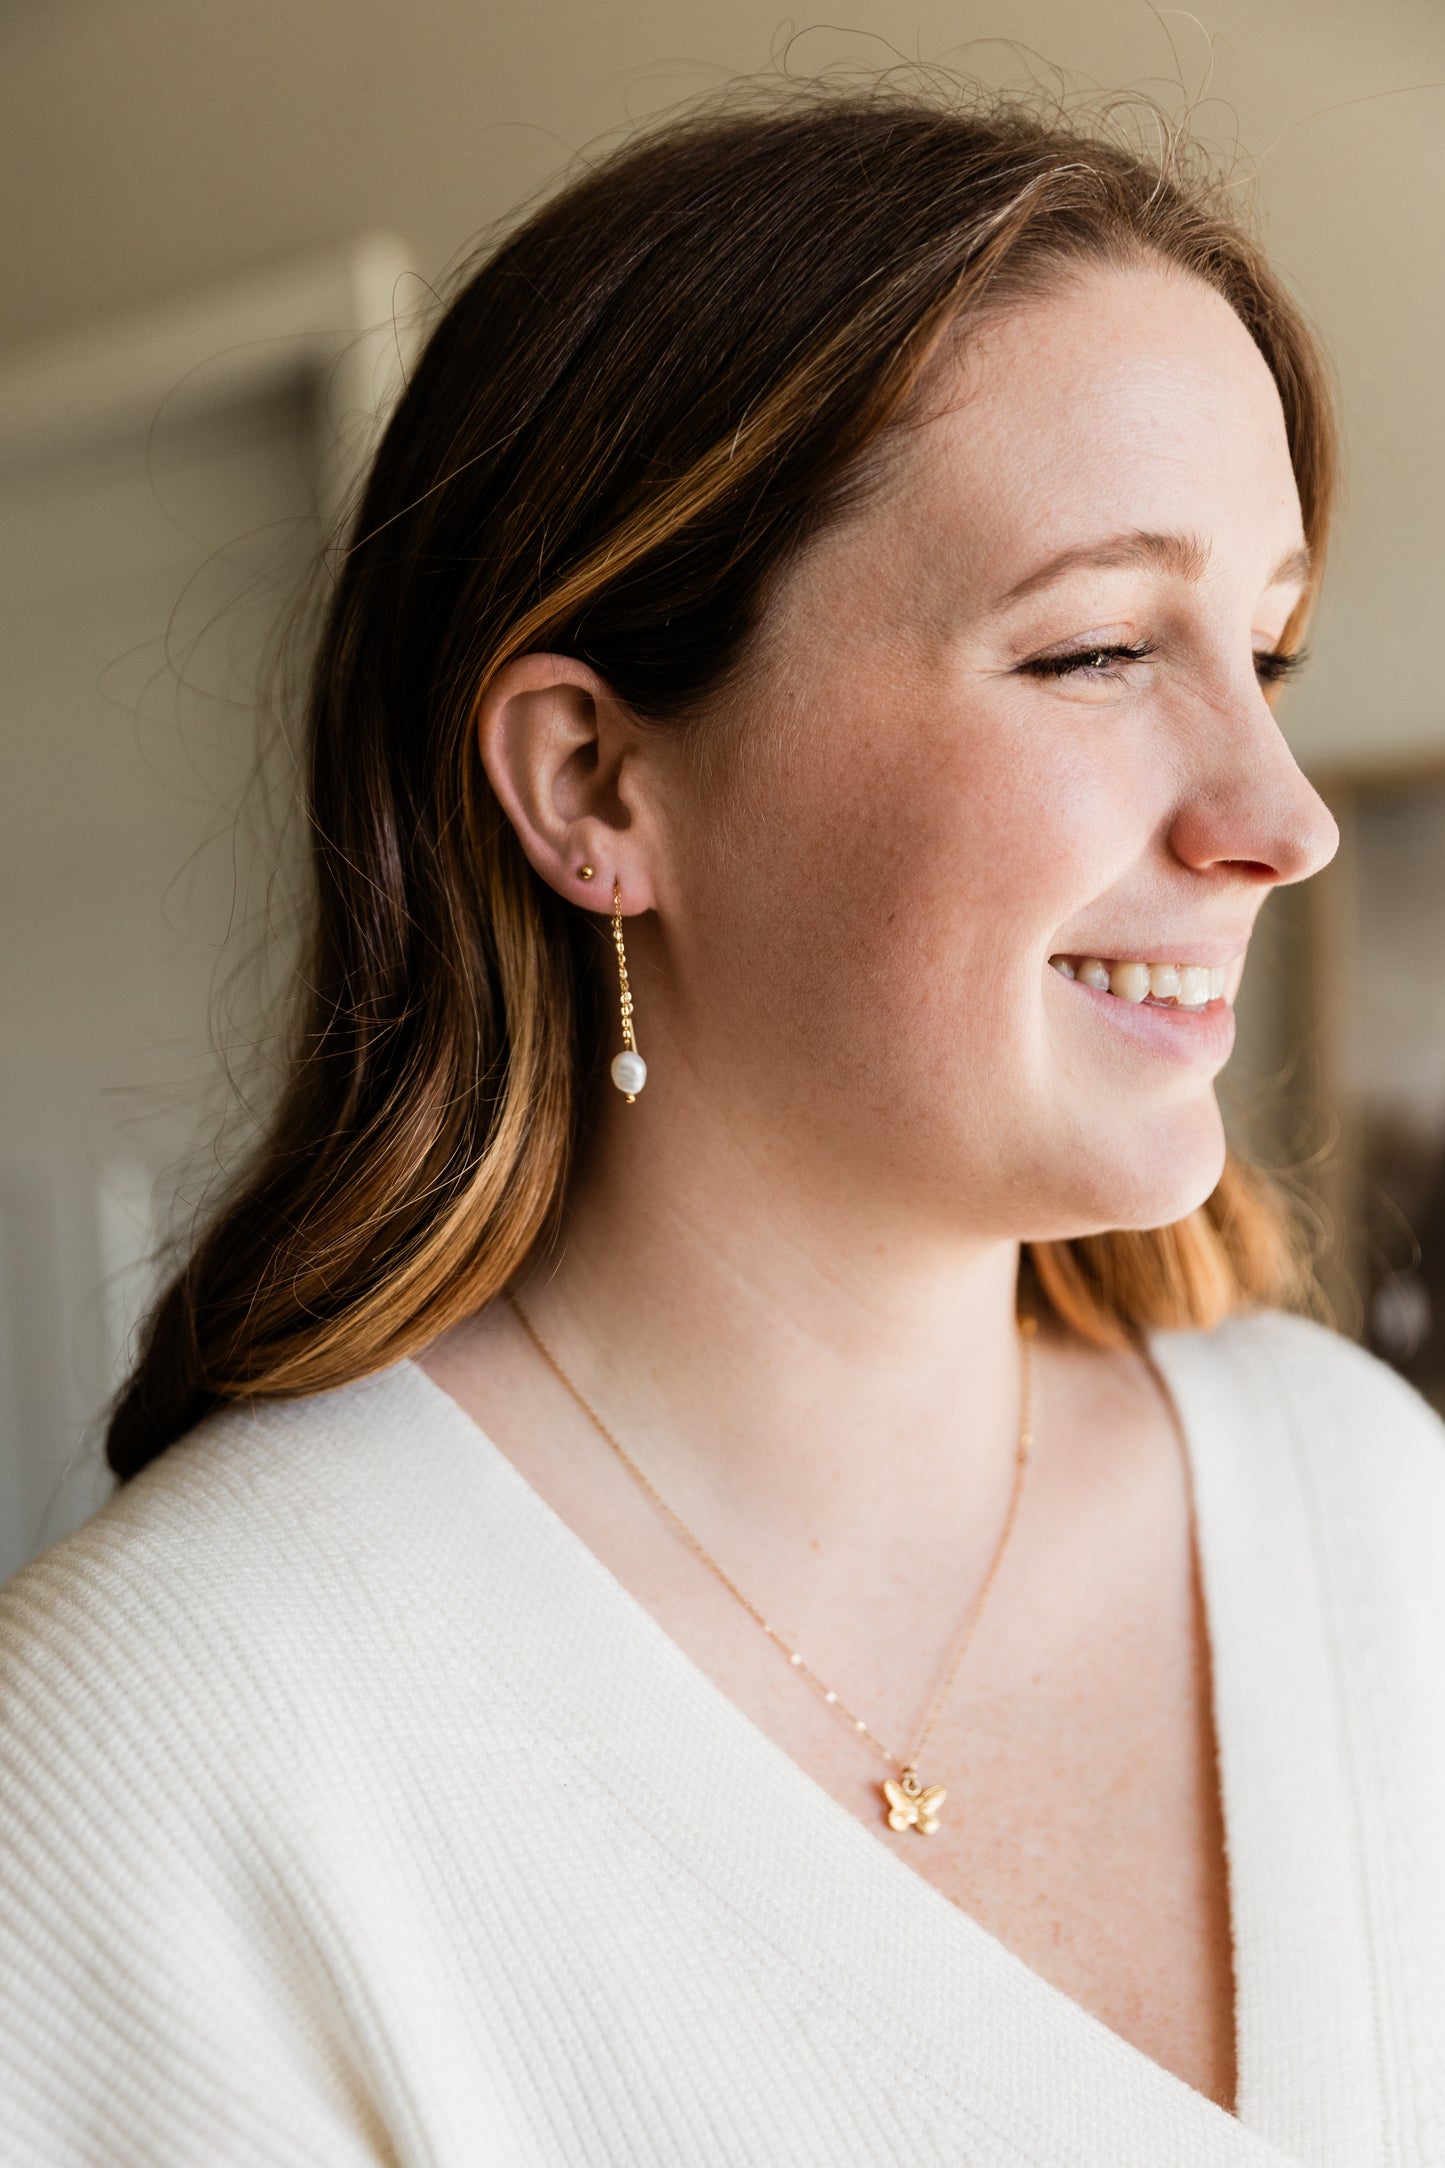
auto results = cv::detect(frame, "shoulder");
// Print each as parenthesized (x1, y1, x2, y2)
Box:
(1148, 1304, 1445, 1457)
(0, 1360, 482, 2161)
(0, 1358, 484, 1780)
(7, 1353, 475, 1589)
(1148, 1305, 1445, 1585)
(0, 1358, 519, 2025)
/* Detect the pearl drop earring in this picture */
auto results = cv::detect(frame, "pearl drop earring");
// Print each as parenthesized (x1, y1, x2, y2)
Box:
(609, 877, 646, 1102)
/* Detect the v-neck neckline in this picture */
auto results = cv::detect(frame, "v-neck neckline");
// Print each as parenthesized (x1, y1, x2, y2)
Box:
(398, 1313, 1382, 2165)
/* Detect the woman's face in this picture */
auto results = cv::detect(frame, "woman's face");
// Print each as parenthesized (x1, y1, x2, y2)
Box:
(649, 259, 1339, 1243)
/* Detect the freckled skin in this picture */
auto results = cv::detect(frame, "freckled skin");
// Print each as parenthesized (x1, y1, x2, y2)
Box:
(431, 262, 1342, 2113)
(637, 265, 1337, 1245)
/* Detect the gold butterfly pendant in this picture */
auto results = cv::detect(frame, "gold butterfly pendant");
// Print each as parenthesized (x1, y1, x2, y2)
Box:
(882, 1771, 946, 1835)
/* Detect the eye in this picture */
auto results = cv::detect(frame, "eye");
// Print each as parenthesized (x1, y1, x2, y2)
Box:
(1017, 641, 1311, 687)
(1019, 641, 1157, 683)
(1254, 645, 1309, 687)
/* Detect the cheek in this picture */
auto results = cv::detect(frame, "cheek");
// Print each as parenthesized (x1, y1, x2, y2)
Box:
(729, 677, 1127, 1080)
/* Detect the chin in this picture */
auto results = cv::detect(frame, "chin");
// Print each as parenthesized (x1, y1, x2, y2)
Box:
(1017, 1104, 1229, 1241)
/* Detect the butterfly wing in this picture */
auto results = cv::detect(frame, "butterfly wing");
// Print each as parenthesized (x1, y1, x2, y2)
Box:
(915, 1784, 947, 1833)
(882, 1778, 917, 1830)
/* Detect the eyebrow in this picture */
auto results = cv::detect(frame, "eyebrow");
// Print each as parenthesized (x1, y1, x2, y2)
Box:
(992, 529, 1312, 609)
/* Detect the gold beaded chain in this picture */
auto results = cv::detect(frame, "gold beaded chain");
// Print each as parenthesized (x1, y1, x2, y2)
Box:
(611, 878, 637, 1054)
(507, 1292, 1037, 1836)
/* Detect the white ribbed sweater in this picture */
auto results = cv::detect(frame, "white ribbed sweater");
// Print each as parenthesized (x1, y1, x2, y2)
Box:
(2, 1308, 1444, 2166)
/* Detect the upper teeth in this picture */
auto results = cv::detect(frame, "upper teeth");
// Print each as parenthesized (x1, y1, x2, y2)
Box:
(1049, 956, 1229, 1008)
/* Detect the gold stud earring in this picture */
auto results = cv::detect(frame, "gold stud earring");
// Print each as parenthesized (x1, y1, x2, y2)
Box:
(578, 864, 595, 881)
(609, 877, 646, 1102)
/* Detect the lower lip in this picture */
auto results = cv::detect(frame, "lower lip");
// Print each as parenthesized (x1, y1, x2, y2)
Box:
(1050, 970, 1237, 1067)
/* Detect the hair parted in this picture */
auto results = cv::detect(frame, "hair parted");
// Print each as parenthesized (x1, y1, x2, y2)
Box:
(106, 74, 1338, 1481)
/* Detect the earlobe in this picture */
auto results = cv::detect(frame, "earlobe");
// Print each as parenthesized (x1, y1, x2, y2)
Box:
(474, 651, 654, 911)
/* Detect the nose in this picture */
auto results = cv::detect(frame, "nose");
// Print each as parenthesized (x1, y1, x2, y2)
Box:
(1165, 690, 1340, 887)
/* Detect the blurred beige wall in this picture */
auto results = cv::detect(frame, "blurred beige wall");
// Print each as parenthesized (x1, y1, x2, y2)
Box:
(0, 0, 1441, 771)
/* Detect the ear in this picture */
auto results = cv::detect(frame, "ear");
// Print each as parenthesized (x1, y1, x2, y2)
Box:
(475, 652, 658, 914)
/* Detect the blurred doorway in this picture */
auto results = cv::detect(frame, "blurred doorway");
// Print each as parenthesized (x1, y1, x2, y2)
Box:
(1302, 760, 1445, 1416)
(0, 242, 415, 1581)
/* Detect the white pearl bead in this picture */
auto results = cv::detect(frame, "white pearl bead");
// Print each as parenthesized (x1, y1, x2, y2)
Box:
(610, 1050, 647, 1096)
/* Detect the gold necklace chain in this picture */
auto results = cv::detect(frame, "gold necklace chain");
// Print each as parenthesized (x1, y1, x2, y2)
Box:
(506, 1292, 1037, 1837)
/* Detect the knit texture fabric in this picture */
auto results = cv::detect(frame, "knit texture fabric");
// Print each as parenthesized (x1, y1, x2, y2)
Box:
(1, 1308, 1442, 2166)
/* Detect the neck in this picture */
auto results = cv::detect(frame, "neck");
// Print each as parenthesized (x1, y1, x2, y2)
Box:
(510, 1089, 1031, 1611)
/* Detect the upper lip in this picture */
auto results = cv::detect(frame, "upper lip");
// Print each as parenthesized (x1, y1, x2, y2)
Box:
(1050, 942, 1249, 965)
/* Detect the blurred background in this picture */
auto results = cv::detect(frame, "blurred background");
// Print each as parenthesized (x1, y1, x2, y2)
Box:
(1, 0, 1442, 1579)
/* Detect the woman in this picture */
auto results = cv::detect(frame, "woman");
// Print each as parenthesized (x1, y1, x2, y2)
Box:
(3, 82, 1443, 2166)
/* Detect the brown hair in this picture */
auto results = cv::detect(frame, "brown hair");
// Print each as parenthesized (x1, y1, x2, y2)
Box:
(107, 78, 1337, 1480)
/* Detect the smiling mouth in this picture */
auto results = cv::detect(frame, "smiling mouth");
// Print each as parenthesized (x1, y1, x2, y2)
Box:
(1048, 955, 1231, 1009)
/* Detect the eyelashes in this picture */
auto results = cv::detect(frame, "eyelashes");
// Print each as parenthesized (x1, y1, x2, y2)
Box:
(1019, 641, 1310, 686)
(1255, 645, 1310, 687)
(1020, 640, 1157, 681)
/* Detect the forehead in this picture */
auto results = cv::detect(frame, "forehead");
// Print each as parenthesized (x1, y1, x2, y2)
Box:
(893, 261, 1300, 563)
(760, 261, 1308, 658)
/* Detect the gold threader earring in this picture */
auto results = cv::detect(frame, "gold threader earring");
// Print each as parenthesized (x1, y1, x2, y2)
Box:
(609, 876, 646, 1102)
